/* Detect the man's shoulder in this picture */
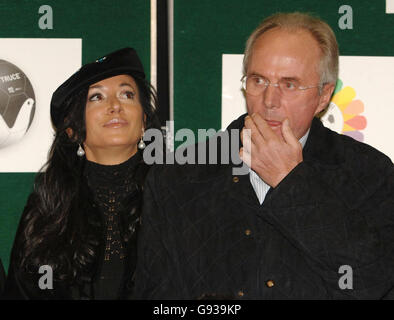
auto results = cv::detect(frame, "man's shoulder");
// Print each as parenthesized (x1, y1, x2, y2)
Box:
(226, 113, 247, 131)
(331, 126, 392, 171)
(340, 134, 393, 192)
(307, 118, 393, 197)
(309, 117, 392, 169)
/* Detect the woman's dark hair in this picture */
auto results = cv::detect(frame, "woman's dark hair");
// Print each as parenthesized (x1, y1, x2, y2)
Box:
(15, 75, 161, 284)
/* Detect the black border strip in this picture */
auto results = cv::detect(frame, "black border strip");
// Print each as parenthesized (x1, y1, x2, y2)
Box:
(156, 0, 170, 126)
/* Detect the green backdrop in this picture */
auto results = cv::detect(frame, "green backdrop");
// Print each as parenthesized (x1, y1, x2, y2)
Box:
(1, 0, 394, 274)
(0, 0, 150, 272)
(173, 0, 394, 133)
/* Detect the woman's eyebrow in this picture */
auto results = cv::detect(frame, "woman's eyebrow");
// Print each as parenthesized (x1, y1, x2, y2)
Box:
(89, 84, 103, 89)
(88, 82, 136, 90)
(119, 82, 135, 88)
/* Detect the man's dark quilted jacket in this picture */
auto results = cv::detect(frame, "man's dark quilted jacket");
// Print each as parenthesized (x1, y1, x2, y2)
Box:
(133, 114, 394, 299)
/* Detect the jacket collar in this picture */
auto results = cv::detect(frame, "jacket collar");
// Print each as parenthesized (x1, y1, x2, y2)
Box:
(303, 117, 345, 166)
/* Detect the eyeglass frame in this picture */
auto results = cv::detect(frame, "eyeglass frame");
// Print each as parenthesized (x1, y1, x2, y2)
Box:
(241, 75, 325, 96)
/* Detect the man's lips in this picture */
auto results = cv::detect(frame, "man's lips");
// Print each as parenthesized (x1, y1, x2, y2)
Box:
(103, 118, 128, 128)
(265, 119, 282, 127)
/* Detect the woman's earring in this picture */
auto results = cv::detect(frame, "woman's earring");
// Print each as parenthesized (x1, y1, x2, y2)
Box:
(77, 144, 85, 157)
(138, 130, 146, 150)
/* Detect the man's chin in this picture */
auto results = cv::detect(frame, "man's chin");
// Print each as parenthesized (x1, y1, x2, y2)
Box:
(268, 123, 284, 138)
(272, 124, 293, 141)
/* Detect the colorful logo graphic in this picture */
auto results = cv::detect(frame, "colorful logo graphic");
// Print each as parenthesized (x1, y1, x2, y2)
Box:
(320, 79, 367, 142)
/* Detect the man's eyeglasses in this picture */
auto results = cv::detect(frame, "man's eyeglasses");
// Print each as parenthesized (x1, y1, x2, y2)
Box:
(241, 75, 322, 96)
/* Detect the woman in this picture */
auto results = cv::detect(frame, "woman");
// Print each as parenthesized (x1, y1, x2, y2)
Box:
(4, 48, 161, 299)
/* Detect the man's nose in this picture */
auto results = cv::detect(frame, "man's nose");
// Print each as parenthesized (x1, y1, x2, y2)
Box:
(262, 84, 280, 109)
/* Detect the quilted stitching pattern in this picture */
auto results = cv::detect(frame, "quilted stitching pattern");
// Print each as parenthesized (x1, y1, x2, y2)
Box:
(133, 116, 394, 300)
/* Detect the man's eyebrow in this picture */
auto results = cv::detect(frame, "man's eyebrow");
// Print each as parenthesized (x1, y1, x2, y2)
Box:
(281, 77, 301, 82)
(249, 72, 265, 77)
(248, 73, 301, 82)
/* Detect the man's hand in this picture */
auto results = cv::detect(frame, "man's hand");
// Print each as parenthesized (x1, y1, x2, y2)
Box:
(240, 113, 303, 188)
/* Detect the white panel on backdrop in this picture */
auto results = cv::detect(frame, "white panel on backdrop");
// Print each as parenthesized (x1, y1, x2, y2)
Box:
(221, 54, 394, 162)
(221, 54, 247, 131)
(387, 0, 394, 13)
(0, 38, 81, 172)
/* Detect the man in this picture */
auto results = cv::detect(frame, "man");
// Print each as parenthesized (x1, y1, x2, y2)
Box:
(133, 12, 394, 299)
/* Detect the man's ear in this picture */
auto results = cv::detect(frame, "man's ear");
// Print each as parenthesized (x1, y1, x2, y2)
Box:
(315, 82, 335, 115)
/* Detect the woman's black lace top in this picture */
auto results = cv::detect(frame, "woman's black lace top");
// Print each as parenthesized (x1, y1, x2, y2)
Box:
(83, 152, 141, 299)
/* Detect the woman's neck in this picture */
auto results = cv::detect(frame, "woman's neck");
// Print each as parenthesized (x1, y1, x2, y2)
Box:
(84, 151, 141, 188)
(84, 145, 138, 165)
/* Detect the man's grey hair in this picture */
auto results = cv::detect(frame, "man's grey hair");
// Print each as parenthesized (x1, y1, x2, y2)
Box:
(243, 12, 339, 85)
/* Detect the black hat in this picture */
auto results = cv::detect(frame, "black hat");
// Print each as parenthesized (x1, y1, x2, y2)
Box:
(50, 47, 146, 128)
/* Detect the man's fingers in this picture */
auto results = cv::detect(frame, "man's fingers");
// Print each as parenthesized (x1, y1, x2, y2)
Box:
(281, 118, 299, 146)
(241, 127, 252, 148)
(250, 113, 277, 141)
(239, 147, 252, 168)
(244, 114, 265, 145)
(240, 127, 251, 146)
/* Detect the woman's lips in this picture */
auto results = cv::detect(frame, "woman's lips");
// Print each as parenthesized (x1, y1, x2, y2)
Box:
(103, 118, 128, 128)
